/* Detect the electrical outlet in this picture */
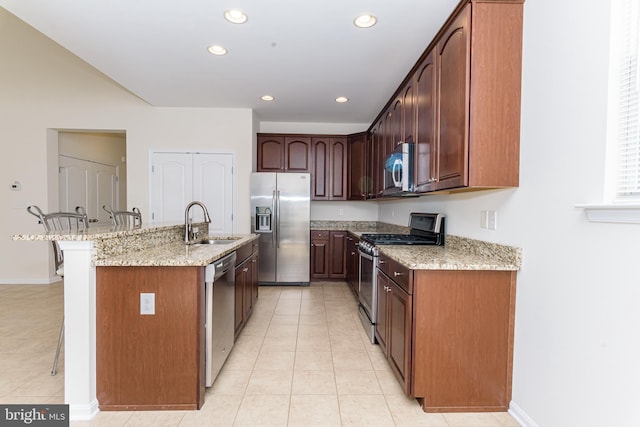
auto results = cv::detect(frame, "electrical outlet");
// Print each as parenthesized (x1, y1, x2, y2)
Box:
(140, 293, 155, 315)
(338, 208, 344, 216)
(487, 210, 497, 230)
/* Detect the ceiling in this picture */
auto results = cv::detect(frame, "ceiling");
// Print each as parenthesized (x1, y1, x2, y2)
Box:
(0, 0, 457, 124)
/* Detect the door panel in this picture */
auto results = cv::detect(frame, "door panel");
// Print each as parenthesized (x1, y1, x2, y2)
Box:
(59, 155, 117, 226)
(194, 153, 233, 234)
(151, 153, 192, 223)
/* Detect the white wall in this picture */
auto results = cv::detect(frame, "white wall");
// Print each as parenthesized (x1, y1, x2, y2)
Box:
(0, 8, 255, 283)
(377, 1, 640, 426)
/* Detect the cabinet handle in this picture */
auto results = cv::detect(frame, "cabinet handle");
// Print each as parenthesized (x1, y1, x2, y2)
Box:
(243, 267, 249, 272)
(252, 259, 257, 263)
(351, 252, 355, 255)
(379, 260, 386, 264)
(394, 271, 403, 277)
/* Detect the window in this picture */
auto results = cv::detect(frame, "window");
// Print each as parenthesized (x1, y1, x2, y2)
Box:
(580, 0, 640, 222)
(608, 0, 640, 202)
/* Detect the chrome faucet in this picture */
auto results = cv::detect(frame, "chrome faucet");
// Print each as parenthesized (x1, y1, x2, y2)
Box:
(184, 201, 212, 244)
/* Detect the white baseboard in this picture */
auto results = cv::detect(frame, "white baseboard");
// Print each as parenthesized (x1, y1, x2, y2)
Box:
(0, 277, 62, 285)
(69, 399, 99, 421)
(509, 400, 540, 427)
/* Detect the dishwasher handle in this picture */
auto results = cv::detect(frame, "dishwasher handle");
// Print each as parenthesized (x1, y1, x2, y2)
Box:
(211, 252, 237, 282)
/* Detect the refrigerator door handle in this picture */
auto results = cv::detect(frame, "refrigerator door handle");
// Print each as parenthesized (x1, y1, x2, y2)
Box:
(276, 190, 281, 248)
(271, 190, 277, 248)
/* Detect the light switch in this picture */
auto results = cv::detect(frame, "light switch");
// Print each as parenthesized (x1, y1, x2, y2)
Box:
(140, 293, 155, 315)
(487, 210, 498, 230)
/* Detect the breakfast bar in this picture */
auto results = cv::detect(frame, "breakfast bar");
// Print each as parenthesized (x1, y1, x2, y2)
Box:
(13, 223, 257, 421)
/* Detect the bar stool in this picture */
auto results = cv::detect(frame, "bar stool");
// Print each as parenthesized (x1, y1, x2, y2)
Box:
(26, 205, 88, 375)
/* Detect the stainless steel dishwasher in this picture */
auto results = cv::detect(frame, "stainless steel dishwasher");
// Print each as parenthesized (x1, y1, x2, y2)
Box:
(204, 251, 236, 387)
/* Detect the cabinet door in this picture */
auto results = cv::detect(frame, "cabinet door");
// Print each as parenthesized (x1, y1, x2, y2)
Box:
(402, 82, 416, 144)
(347, 132, 368, 200)
(234, 262, 247, 337)
(388, 281, 412, 394)
(311, 138, 329, 200)
(243, 261, 253, 321)
(375, 270, 389, 353)
(257, 135, 285, 171)
(345, 235, 359, 295)
(329, 231, 346, 279)
(310, 231, 329, 279)
(329, 138, 347, 200)
(414, 49, 438, 193)
(436, 4, 470, 190)
(284, 137, 311, 171)
(251, 252, 259, 309)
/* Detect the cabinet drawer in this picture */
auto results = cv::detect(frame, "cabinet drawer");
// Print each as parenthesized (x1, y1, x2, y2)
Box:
(379, 254, 412, 294)
(311, 230, 329, 239)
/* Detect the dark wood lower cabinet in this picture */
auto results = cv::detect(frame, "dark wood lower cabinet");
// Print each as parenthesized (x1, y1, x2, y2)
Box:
(96, 266, 205, 411)
(235, 243, 259, 338)
(311, 230, 346, 280)
(375, 252, 516, 413)
(345, 233, 359, 296)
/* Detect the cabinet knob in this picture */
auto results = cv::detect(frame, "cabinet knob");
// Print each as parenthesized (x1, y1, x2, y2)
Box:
(243, 267, 249, 273)
(394, 271, 403, 277)
(252, 259, 257, 263)
(351, 252, 355, 255)
(379, 260, 386, 264)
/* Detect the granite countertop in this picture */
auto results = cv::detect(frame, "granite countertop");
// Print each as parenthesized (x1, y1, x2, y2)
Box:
(311, 221, 521, 271)
(93, 234, 258, 267)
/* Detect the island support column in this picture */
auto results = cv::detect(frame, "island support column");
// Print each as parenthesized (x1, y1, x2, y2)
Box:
(57, 240, 99, 421)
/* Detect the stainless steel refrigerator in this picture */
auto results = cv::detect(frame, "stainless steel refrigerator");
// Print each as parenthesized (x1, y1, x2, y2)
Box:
(250, 173, 310, 285)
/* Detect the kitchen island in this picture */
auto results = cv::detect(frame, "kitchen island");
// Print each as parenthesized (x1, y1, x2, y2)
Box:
(13, 223, 257, 420)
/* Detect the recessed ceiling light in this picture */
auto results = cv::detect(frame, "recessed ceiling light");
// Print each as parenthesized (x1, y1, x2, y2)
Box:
(354, 14, 377, 28)
(336, 96, 349, 103)
(207, 45, 228, 55)
(224, 9, 247, 24)
(261, 95, 274, 101)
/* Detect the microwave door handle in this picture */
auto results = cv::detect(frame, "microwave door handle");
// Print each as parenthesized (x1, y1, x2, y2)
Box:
(392, 159, 402, 187)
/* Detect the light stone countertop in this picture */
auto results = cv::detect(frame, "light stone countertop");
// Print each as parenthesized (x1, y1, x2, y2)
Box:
(311, 221, 521, 271)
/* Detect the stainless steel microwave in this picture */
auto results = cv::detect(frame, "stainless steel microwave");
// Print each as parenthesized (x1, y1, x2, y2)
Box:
(383, 142, 415, 196)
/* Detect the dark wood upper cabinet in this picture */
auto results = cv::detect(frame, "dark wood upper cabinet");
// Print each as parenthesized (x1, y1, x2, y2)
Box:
(256, 134, 310, 172)
(402, 82, 416, 144)
(311, 136, 347, 201)
(347, 132, 368, 200)
(256, 135, 284, 171)
(435, 4, 470, 190)
(284, 137, 311, 171)
(414, 49, 438, 193)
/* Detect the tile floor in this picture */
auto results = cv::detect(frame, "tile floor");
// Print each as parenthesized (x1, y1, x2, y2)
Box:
(0, 281, 521, 427)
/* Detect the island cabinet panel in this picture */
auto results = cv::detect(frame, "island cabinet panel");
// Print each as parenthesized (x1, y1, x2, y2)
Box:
(96, 266, 205, 411)
(411, 270, 516, 412)
(235, 242, 259, 338)
(345, 233, 360, 296)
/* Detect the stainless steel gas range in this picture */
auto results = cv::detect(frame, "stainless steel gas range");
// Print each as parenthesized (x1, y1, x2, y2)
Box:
(357, 213, 445, 343)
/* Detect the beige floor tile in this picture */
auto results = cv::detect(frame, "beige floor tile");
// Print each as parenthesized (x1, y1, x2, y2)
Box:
(260, 335, 297, 352)
(294, 351, 333, 371)
(245, 370, 293, 395)
(288, 394, 341, 427)
(338, 394, 395, 427)
(291, 370, 337, 395)
(331, 351, 373, 371)
(384, 394, 449, 427)
(298, 314, 327, 326)
(178, 394, 242, 427)
(209, 369, 251, 395)
(297, 324, 330, 338)
(232, 334, 265, 352)
(253, 351, 295, 371)
(374, 368, 406, 395)
(335, 369, 382, 395)
(234, 394, 290, 427)
(330, 334, 367, 352)
(443, 412, 508, 426)
(296, 335, 331, 352)
(270, 314, 300, 325)
(70, 411, 134, 427)
(223, 348, 258, 371)
(123, 410, 186, 427)
(493, 412, 522, 426)
(266, 324, 299, 338)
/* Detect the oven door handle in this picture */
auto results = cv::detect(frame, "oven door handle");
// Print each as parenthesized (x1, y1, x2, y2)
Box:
(358, 249, 374, 261)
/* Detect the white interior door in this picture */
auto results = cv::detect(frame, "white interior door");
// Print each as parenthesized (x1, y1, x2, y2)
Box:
(150, 153, 193, 223)
(194, 153, 234, 234)
(151, 152, 234, 233)
(59, 155, 117, 226)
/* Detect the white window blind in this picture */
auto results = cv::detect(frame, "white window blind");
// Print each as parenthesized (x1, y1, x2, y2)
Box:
(614, 0, 640, 200)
